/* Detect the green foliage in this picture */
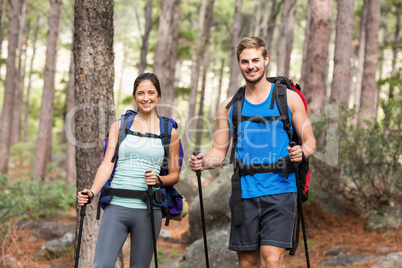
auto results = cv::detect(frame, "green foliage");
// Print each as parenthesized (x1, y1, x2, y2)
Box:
(310, 99, 402, 212)
(0, 174, 76, 237)
(174, 86, 192, 98)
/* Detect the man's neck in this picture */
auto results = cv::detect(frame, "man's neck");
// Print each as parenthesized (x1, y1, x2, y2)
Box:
(245, 78, 272, 99)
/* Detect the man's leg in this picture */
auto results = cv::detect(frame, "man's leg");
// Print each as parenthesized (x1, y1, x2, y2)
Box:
(237, 249, 260, 268)
(260, 245, 286, 268)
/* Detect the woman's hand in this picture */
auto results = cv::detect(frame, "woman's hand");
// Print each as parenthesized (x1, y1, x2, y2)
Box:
(77, 189, 95, 206)
(144, 169, 162, 186)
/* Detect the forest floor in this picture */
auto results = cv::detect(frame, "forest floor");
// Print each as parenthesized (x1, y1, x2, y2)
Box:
(2, 201, 401, 268)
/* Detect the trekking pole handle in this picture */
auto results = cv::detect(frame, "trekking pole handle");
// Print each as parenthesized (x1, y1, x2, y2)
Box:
(80, 192, 88, 217)
(192, 151, 202, 177)
(289, 141, 297, 148)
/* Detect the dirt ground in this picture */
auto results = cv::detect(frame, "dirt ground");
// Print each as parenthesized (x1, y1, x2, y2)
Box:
(2, 201, 400, 268)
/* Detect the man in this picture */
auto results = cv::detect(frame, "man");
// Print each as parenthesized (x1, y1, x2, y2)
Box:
(189, 37, 316, 268)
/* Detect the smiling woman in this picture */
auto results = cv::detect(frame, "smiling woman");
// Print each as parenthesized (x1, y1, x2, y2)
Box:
(77, 72, 181, 268)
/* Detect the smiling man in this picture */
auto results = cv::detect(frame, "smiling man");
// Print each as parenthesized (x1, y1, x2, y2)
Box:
(189, 37, 316, 268)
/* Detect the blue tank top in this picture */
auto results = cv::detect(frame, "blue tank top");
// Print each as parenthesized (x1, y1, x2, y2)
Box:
(228, 83, 297, 198)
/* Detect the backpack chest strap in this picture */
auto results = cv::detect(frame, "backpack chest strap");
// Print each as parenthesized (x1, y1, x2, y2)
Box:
(237, 156, 295, 179)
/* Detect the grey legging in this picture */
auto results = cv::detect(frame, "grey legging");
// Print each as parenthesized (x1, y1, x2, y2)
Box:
(94, 204, 162, 268)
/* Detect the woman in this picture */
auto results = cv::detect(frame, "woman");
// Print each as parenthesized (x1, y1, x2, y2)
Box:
(77, 73, 180, 267)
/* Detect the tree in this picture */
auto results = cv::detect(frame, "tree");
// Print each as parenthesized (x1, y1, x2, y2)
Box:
(24, 18, 40, 141)
(65, 49, 76, 185)
(195, 0, 214, 150)
(33, 0, 62, 179)
(153, 0, 180, 118)
(359, 0, 380, 123)
(186, 0, 208, 151)
(0, 0, 4, 64)
(353, 0, 368, 113)
(330, 0, 355, 106)
(10, 0, 26, 145)
(263, 0, 280, 76)
(227, 0, 242, 97)
(389, 2, 401, 99)
(300, 0, 334, 112)
(73, 0, 116, 266)
(0, 0, 22, 174)
(138, 0, 153, 74)
(277, 0, 297, 77)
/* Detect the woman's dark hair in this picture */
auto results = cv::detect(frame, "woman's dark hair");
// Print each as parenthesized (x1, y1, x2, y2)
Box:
(133, 72, 162, 98)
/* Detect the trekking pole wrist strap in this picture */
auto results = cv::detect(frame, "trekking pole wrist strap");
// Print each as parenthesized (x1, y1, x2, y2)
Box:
(154, 175, 163, 188)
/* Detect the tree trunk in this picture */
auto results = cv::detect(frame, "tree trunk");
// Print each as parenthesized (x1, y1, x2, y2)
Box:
(24, 19, 39, 141)
(138, 0, 153, 74)
(65, 50, 76, 185)
(330, 0, 355, 106)
(353, 0, 368, 112)
(300, 0, 334, 112)
(73, 0, 116, 266)
(215, 58, 225, 113)
(389, 4, 401, 99)
(153, 0, 180, 118)
(358, 0, 380, 124)
(33, 0, 62, 180)
(0, 0, 21, 174)
(264, 0, 278, 76)
(0, 0, 4, 67)
(186, 0, 208, 152)
(195, 0, 214, 151)
(10, 0, 26, 145)
(227, 0, 242, 97)
(277, 0, 296, 77)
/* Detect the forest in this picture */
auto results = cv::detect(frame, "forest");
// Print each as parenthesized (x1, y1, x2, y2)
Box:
(0, 0, 401, 267)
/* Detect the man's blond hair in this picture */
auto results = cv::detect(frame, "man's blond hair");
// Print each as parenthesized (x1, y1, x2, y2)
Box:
(236, 37, 268, 61)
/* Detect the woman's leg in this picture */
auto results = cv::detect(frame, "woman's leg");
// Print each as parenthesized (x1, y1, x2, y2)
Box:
(129, 209, 162, 268)
(94, 205, 130, 268)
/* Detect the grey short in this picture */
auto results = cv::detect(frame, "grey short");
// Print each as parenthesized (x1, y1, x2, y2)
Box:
(228, 192, 297, 251)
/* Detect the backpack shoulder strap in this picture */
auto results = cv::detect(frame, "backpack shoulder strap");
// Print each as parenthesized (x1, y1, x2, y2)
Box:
(275, 84, 292, 141)
(226, 86, 246, 165)
(159, 116, 172, 173)
(111, 111, 136, 162)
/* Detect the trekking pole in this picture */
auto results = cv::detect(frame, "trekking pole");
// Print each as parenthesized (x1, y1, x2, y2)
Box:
(147, 185, 158, 268)
(75, 192, 88, 268)
(289, 142, 310, 268)
(193, 151, 210, 268)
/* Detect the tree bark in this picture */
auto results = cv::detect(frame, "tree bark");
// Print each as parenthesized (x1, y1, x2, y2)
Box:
(73, 0, 116, 266)
(0, 0, 21, 174)
(277, 0, 296, 77)
(24, 19, 39, 141)
(330, 0, 355, 106)
(195, 0, 214, 151)
(33, 0, 62, 180)
(10, 0, 26, 145)
(227, 0, 242, 97)
(186, 0, 208, 152)
(138, 0, 153, 74)
(0, 0, 4, 67)
(264, 0, 278, 76)
(65, 50, 76, 185)
(389, 3, 401, 99)
(353, 0, 368, 112)
(358, 0, 380, 123)
(153, 0, 180, 118)
(300, 0, 334, 112)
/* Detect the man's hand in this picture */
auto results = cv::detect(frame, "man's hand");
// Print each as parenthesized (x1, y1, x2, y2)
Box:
(189, 153, 205, 171)
(288, 145, 303, 163)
